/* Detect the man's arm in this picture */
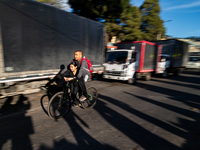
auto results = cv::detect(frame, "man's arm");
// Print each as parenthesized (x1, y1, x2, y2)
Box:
(77, 59, 88, 78)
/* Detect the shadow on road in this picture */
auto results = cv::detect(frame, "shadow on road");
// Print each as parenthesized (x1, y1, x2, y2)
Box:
(38, 137, 117, 150)
(0, 94, 30, 116)
(135, 81, 200, 110)
(97, 94, 182, 150)
(38, 110, 117, 150)
(151, 78, 200, 90)
(123, 80, 200, 150)
(164, 71, 200, 85)
(0, 94, 34, 150)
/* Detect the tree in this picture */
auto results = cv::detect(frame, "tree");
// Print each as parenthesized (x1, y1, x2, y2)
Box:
(68, 0, 124, 22)
(104, 23, 122, 41)
(120, 4, 142, 41)
(68, 0, 128, 41)
(140, 0, 165, 41)
(36, 0, 65, 9)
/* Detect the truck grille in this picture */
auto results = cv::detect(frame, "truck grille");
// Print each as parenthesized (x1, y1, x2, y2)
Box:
(104, 71, 126, 76)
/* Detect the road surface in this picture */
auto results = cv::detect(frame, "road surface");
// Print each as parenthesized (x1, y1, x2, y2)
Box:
(0, 71, 200, 150)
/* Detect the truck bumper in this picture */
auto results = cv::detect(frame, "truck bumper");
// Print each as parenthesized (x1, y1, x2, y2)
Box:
(157, 69, 165, 74)
(93, 67, 104, 74)
(103, 75, 131, 81)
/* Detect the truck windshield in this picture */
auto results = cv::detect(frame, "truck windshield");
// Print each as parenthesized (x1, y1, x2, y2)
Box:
(189, 57, 200, 62)
(106, 51, 128, 64)
(161, 55, 170, 62)
(189, 57, 200, 61)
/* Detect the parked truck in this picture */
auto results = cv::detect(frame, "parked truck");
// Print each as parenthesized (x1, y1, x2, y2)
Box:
(153, 39, 189, 77)
(103, 41, 162, 84)
(186, 52, 200, 70)
(0, 0, 105, 98)
(103, 39, 189, 83)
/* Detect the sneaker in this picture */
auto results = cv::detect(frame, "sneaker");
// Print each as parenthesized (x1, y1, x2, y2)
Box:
(79, 96, 86, 102)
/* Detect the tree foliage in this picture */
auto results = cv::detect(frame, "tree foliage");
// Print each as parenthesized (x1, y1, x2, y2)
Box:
(104, 23, 122, 41)
(140, 0, 165, 41)
(68, 0, 124, 22)
(69, 0, 141, 41)
(120, 4, 142, 41)
(36, 0, 64, 9)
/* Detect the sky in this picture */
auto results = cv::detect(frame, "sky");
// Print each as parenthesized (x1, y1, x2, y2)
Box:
(131, 0, 200, 38)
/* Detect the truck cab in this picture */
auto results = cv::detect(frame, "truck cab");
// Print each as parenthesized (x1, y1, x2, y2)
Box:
(103, 49, 138, 84)
(186, 56, 200, 70)
(157, 54, 171, 77)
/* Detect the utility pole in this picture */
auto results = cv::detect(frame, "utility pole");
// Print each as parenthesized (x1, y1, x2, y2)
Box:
(0, 20, 5, 76)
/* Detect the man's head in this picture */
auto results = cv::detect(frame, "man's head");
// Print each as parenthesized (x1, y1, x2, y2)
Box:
(74, 50, 82, 61)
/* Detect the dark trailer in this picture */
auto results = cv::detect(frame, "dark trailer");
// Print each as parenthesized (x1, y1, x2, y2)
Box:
(0, 0, 105, 97)
(152, 39, 189, 68)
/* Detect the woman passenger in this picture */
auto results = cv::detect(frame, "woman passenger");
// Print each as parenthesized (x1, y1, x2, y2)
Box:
(63, 61, 79, 104)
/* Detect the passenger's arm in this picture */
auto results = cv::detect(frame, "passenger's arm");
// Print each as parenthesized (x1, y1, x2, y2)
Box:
(64, 77, 74, 82)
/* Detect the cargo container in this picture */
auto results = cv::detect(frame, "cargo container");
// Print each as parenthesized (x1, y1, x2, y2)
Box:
(0, 0, 105, 98)
(153, 39, 189, 76)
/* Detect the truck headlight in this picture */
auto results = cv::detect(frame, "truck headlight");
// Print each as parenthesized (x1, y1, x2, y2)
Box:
(123, 65, 128, 70)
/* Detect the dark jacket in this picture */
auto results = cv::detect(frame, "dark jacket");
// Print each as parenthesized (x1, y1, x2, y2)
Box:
(63, 69, 79, 83)
(58, 58, 90, 82)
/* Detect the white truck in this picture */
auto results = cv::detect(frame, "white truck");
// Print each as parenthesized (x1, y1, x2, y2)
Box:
(103, 39, 189, 83)
(103, 49, 137, 84)
(103, 41, 162, 84)
(186, 52, 200, 70)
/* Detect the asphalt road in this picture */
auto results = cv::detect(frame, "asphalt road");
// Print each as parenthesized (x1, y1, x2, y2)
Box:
(0, 71, 200, 150)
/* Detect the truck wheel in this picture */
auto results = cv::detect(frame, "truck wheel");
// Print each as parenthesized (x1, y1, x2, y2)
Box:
(144, 73, 151, 81)
(127, 74, 137, 84)
(162, 70, 168, 78)
(127, 78, 133, 84)
(127, 78, 137, 84)
(133, 73, 137, 84)
(174, 69, 180, 76)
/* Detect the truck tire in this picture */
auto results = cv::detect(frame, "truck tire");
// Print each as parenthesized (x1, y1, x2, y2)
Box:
(127, 79, 133, 84)
(127, 74, 137, 84)
(133, 73, 137, 84)
(174, 69, 180, 76)
(127, 78, 137, 84)
(162, 70, 168, 77)
(144, 73, 151, 81)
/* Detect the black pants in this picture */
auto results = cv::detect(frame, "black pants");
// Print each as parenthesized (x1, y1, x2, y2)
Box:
(70, 81, 79, 101)
(77, 78, 88, 97)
